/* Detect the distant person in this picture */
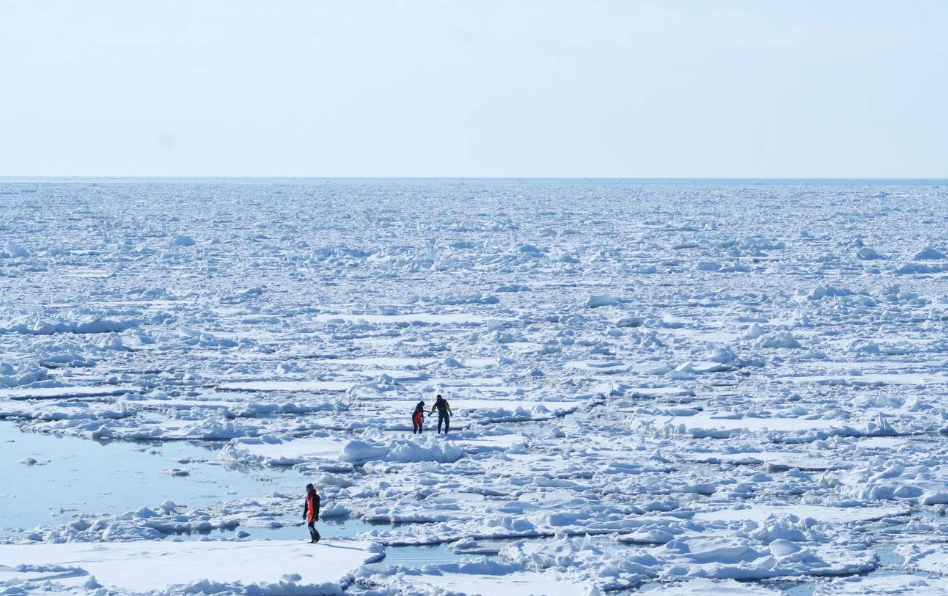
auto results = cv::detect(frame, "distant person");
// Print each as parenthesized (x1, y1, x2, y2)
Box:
(303, 483, 320, 543)
(430, 394, 453, 434)
(412, 401, 426, 434)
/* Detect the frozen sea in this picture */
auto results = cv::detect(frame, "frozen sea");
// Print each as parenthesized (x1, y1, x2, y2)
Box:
(3, 178, 948, 595)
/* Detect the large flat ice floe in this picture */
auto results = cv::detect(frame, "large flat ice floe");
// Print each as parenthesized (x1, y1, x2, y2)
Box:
(364, 560, 587, 596)
(218, 380, 353, 392)
(814, 575, 948, 594)
(638, 578, 783, 594)
(0, 540, 382, 594)
(692, 504, 909, 524)
(0, 385, 137, 400)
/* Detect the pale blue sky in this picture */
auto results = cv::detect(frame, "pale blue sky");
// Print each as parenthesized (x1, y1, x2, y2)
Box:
(1, 1, 945, 178)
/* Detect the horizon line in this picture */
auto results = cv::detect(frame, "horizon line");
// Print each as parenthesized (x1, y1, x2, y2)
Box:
(2, 175, 948, 182)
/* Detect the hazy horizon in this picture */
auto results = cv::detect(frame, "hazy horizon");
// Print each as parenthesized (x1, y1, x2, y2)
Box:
(2, 176, 947, 185)
(2, 0, 946, 178)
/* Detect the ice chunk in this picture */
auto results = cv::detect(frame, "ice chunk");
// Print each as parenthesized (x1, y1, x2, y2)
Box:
(1, 242, 30, 258)
(586, 295, 619, 308)
(616, 316, 645, 328)
(172, 235, 196, 246)
(756, 331, 801, 349)
(913, 247, 946, 260)
(340, 440, 389, 463)
(769, 539, 802, 557)
(855, 247, 885, 260)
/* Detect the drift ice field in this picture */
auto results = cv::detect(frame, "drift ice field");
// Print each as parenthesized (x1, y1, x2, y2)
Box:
(3, 179, 948, 595)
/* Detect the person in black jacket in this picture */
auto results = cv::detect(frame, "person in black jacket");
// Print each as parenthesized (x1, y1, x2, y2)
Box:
(303, 483, 321, 543)
(429, 394, 452, 434)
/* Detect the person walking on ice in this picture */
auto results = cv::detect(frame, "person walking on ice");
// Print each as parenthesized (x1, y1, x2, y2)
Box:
(412, 401, 426, 434)
(303, 483, 320, 543)
(430, 394, 452, 434)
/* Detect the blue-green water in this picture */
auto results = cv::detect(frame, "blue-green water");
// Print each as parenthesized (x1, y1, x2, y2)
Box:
(0, 422, 305, 534)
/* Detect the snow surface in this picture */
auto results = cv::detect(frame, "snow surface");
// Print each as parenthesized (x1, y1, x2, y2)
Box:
(3, 180, 948, 595)
(0, 540, 380, 594)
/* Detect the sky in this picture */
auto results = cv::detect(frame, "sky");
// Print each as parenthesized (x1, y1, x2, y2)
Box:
(1, 0, 946, 178)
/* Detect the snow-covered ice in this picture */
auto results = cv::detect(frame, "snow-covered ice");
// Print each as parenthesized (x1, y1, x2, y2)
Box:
(0, 540, 381, 594)
(3, 179, 948, 595)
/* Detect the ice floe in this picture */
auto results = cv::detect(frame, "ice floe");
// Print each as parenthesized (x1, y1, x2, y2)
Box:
(0, 540, 381, 594)
(4, 180, 948, 596)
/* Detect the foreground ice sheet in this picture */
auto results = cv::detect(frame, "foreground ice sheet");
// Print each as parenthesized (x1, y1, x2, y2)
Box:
(4, 180, 948, 595)
(0, 540, 381, 594)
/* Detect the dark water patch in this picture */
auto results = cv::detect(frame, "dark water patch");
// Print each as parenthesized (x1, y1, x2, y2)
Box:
(0, 422, 307, 535)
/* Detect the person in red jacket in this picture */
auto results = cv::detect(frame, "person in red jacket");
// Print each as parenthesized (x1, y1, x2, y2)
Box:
(412, 401, 425, 434)
(303, 483, 320, 543)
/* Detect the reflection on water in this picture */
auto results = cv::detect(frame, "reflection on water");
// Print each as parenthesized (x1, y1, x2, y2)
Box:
(0, 422, 307, 535)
